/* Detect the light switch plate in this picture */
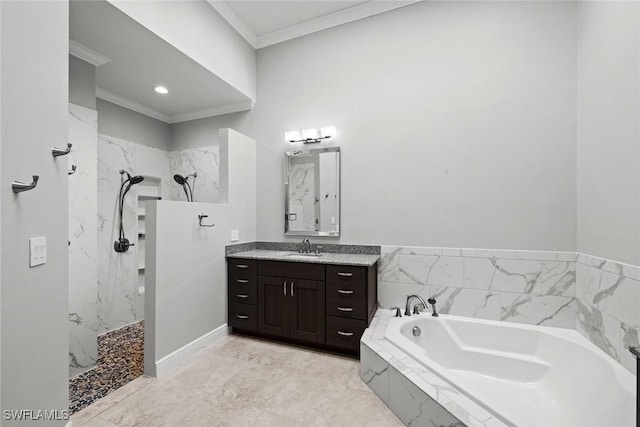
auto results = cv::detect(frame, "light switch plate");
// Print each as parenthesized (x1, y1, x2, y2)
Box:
(29, 236, 47, 267)
(231, 229, 239, 242)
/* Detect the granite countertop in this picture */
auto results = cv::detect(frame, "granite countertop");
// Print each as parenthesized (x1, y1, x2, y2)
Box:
(227, 249, 380, 267)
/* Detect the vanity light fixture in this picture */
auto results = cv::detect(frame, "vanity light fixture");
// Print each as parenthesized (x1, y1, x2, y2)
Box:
(154, 85, 169, 95)
(285, 126, 337, 144)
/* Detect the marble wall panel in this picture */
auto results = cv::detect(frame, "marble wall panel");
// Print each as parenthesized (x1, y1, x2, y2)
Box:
(97, 134, 139, 334)
(169, 146, 220, 203)
(68, 104, 98, 377)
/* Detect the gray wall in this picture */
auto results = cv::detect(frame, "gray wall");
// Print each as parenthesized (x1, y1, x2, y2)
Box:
(97, 99, 171, 151)
(172, 1, 578, 252)
(69, 55, 96, 110)
(577, 1, 640, 266)
(1, 1, 69, 424)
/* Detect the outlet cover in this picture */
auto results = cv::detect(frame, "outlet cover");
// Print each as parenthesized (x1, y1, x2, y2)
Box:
(29, 236, 47, 267)
(231, 229, 239, 242)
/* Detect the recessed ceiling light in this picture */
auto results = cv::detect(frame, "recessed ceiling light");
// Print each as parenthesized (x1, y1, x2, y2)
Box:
(154, 85, 169, 95)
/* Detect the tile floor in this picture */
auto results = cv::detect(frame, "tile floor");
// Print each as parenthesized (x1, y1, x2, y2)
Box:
(71, 334, 403, 426)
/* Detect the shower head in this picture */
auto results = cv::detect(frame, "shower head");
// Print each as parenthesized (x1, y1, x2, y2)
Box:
(173, 174, 186, 185)
(130, 175, 144, 185)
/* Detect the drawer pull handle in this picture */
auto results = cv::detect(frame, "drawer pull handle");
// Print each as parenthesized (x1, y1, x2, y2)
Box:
(236, 279, 249, 284)
(283, 281, 287, 296)
(236, 294, 249, 298)
(337, 289, 354, 295)
(291, 281, 294, 297)
(337, 307, 354, 312)
(338, 331, 354, 337)
(236, 314, 249, 319)
(236, 264, 249, 269)
(337, 272, 353, 277)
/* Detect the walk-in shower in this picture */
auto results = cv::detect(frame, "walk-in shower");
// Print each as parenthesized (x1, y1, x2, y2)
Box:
(173, 172, 197, 202)
(114, 169, 144, 253)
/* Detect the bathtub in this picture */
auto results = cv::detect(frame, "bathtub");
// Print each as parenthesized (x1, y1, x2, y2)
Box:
(384, 313, 635, 427)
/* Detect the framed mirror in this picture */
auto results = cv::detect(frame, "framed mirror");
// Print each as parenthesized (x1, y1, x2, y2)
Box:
(285, 146, 340, 236)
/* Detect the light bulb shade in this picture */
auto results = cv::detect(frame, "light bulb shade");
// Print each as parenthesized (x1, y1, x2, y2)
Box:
(285, 130, 301, 142)
(302, 128, 318, 140)
(320, 126, 336, 139)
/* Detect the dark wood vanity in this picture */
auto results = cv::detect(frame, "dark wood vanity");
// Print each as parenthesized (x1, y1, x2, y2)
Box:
(228, 257, 377, 354)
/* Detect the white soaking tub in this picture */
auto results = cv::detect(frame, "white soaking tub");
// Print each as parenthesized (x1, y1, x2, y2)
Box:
(384, 313, 635, 427)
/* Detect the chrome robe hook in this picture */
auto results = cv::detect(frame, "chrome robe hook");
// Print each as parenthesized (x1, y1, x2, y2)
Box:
(198, 213, 215, 227)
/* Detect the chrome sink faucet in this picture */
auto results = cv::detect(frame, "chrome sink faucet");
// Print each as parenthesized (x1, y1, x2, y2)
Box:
(405, 295, 428, 316)
(300, 238, 312, 254)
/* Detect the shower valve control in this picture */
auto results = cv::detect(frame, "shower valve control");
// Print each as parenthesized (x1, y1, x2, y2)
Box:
(114, 238, 134, 253)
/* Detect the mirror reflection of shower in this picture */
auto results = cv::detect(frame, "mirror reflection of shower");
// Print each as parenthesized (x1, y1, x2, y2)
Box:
(173, 172, 197, 202)
(114, 169, 144, 253)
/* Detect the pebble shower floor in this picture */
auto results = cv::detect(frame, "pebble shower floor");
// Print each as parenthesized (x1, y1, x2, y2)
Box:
(69, 321, 144, 414)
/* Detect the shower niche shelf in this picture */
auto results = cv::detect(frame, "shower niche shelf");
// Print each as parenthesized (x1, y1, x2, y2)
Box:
(136, 176, 161, 304)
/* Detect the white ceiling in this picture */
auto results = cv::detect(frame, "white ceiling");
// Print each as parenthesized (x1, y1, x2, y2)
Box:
(208, 0, 423, 49)
(70, 1, 252, 124)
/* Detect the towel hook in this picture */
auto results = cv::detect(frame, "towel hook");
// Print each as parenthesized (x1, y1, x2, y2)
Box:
(12, 175, 39, 193)
(68, 165, 77, 175)
(52, 143, 72, 157)
(198, 213, 215, 227)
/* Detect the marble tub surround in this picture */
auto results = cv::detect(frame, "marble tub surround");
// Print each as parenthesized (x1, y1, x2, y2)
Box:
(69, 321, 144, 414)
(361, 309, 504, 427)
(576, 253, 640, 374)
(379, 246, 577, 329)
(225, 241, 381, 255)
(69, 104, 99, 377)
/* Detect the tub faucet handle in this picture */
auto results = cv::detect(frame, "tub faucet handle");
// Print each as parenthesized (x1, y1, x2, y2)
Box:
(428, 297, 439, 317)
(391, 307, 402, 317)
(413, 303, 425, 315)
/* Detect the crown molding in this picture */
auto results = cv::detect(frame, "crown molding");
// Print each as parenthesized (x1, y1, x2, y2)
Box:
(96, 88, 171, 123)
(258, 0, 423, 49)
(69, 40, 111, 66)
(170, 100, 255, 124)
(96, 88, 254, 124)
(206, 0, 258, 49)
(208, 0, 423, 50)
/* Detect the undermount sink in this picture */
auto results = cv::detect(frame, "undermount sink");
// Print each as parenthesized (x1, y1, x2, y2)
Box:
(286, 252, 323, 259)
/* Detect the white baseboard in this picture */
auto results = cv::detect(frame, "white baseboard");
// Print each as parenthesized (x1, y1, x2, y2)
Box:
(154, 324, 230, 378)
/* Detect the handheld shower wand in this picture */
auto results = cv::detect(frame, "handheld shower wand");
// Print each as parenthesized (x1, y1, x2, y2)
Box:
(173, 172, 197, 202)
(115, 170, 145, 253)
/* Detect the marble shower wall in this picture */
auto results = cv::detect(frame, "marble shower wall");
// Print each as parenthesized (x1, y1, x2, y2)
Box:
(378, 246, 577, 329)
(169, 146, 220, 203)
(69, 104, 99, 377)
(98, 134, 139, 334)
(287, 159, 316, 232)
(575, 253, 640, 374)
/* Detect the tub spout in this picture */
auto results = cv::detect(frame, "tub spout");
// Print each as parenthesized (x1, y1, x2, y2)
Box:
(405, 295, 427, 316)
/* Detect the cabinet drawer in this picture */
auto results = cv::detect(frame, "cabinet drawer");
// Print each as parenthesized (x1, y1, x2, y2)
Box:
(229, 302, 257, 332)
(325, 316, 366, 352)
(230, 281, 257, 305)
(326, 265, 366, 286)
(259, 260, 325, 281)
(229, 258, 257, 279)
(326, 281, 366, 319)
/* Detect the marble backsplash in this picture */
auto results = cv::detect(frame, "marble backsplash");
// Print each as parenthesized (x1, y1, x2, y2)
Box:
(378, 245, 640, 374)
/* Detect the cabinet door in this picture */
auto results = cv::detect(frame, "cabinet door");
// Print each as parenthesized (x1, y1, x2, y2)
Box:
(258, 276, 289, 338)
(289, 279, 325, 343)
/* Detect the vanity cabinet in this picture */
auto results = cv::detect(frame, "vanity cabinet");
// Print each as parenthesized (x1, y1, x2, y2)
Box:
(228, 257, 377, 354)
